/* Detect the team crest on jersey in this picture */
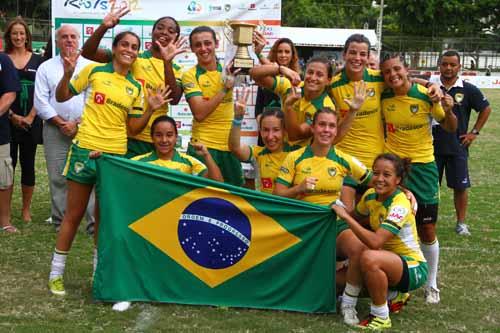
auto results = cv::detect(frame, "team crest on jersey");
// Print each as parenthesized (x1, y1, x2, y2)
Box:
(327, 167, 337, 177)
(367, 88, 375, 97)
(142, 65, 153, 72)
(387, 104, 396, 112)
(74, 162, 84, 174)
(410, 104, 419, 114)
(279, 166, 289, 174)
(102, 80, 112, 86)
(126, 87, 134, 95)
(454, 93, 464, 104)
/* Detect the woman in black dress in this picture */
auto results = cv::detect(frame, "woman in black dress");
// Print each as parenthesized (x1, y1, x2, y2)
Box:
(4, 17, 43, 222)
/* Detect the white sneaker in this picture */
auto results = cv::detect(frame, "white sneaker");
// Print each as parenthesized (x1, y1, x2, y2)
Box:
(340, 303, 359, 325)
(112, 301, 132, 312)
(455, 223, 471, 236)
(424, 286, 440, 304)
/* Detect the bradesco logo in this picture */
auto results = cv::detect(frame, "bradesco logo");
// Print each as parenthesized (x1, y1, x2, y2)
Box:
(94, 92, 106, 105)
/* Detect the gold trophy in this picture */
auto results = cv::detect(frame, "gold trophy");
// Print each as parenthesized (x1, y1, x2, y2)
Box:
(224, 21, 257, 73)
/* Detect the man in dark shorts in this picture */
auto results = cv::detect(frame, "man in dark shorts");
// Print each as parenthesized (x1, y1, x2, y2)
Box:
(431, 50, 492, 236)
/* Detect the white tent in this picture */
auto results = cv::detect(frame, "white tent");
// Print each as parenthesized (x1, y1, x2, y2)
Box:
(280, 27, 378, 49)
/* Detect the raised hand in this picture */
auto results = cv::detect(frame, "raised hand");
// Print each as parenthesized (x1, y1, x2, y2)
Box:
(191, 143, 210, 157)
(441, 93, 454, 112)
(252, 30, 267, 56)
(284, 86, 301, 108)
(223, 62, 242, 91)
(344, 80, 367, 111)
(427, 83, 443, 103)
(62, 48, 81, 79)
(280, 66, 301, 86)
(102, 1, 130, 29)
(147, 85, 172, 111)
(156, 36, 189, 63)
(234, 88, 251, 119)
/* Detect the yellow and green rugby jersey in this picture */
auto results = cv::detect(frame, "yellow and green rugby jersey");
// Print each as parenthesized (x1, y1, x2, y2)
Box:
(69, 62, 143, 155)
(130, 50, 183, 143)
(246, 143, 300, 194)
(356, 188, 425, 262)
(330, 68, 385, 167)
(271, 76, 335, 147)
(381, 83, 445, 163)
(182, 63, 233, 151)
(132, 150, 207, 176)
(276, 145, 370, 206)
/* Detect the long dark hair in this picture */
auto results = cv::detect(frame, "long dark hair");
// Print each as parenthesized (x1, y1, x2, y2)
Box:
(4, 16, 32, 53)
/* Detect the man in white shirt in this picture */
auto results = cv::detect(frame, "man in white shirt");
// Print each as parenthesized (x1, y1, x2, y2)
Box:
(34, 25, 95, 233)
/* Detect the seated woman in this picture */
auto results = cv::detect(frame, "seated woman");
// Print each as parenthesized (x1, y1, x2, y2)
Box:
(228, 90, 299, 193)
(133, 115, 223, 182)
(332, 153, 428, 330)
(273, 107, 372, 325)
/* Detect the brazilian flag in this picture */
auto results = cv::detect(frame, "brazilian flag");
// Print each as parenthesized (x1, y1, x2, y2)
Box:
(94, 155, 337, 313)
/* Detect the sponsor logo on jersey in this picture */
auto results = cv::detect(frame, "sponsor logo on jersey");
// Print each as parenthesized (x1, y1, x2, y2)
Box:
(388, 206, 408, 223)
(261, 178, 273, 189)
(279, 166, 289, 174)
(94, 92, 106, 105)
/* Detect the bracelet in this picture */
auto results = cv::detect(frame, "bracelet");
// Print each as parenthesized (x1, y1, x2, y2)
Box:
(425, 81, 432, 88)
(232, 118, 243, 126)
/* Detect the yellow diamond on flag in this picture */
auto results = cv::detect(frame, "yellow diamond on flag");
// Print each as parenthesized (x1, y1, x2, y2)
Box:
(129, 187, 301, 288)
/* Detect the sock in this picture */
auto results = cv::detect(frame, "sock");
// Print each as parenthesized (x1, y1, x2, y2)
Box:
(387, 290, 398, 301)
(457, 220, 465, 225)
(370, 302, 389, 319)
(49, 249, 68, 280)
(342, 282, 361, 307)
(421, 239, 439, 290)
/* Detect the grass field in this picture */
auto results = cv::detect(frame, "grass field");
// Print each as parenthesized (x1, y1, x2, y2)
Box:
(1, 90, 499, 332)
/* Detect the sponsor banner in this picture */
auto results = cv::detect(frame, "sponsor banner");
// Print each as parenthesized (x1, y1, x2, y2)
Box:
(430, 75, 500, 89)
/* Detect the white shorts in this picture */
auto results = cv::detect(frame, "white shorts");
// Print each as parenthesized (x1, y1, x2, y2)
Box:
(0, 143, 13, 189)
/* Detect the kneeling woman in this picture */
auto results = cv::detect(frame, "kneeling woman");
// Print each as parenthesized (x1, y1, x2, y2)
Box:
(48, 31, 171, 296)
(332, 153, 428, 330)
(133, 115, 223, 182)
(273, 107, 372, 324)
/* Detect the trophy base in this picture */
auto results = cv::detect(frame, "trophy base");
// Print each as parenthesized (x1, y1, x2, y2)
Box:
(232, 58, 254, 74)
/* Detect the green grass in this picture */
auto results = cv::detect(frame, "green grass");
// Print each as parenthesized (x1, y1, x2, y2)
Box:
(2, 90, 500, 332)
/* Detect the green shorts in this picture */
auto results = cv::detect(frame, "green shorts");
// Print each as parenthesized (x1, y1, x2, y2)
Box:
(404, 162, 439, 205)
(63, 144, 123, 185)
(393, 256, 428, 293)
(187, 144, 243, 186)
(336, 219, 349, 238)
(125, 138, 154, 158)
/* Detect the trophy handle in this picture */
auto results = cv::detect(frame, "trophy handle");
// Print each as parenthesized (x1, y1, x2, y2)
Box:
(223, 20, 233, 42)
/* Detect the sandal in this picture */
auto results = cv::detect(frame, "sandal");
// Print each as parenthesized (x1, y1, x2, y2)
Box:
(1, 225, 18, 233)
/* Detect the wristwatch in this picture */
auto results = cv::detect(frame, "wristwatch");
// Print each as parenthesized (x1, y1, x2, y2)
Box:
(471, 129, 480, 135)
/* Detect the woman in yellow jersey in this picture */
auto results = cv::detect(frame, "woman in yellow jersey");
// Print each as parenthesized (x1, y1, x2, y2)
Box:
(333, 154, 428, 330)
(251, 57, 363, 147)
(228, 90, 299, 194)
(273, 107, 371, 324)
(81, 4, 187, 157)
(48, 31, 172, 297)
(252, 36, 301, 147)
(380, 53, 456, 305)
(133, 115, 223, 181)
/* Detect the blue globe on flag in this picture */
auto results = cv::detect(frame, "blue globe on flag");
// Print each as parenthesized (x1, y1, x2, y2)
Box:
(178, 198, 251, 269)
